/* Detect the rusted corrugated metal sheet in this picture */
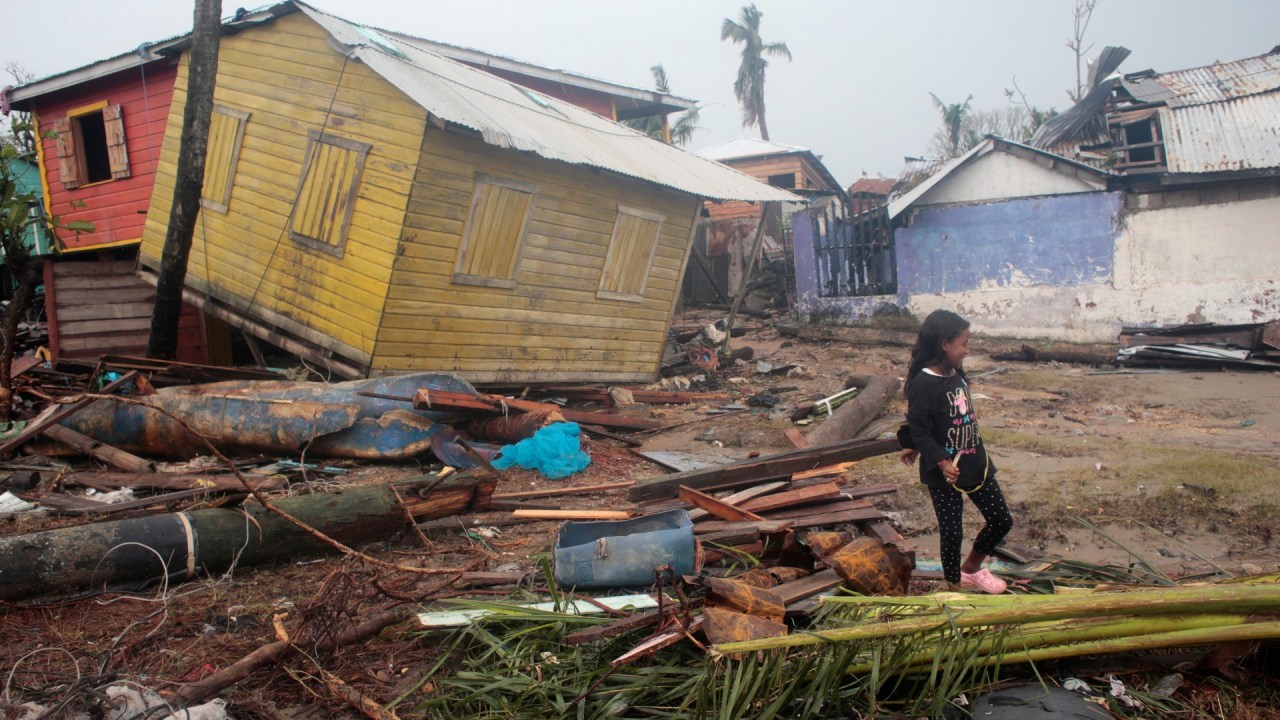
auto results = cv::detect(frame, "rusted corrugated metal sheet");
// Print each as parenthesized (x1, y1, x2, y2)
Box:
(296, 3, 797, 204)
(1135, 53, 1280, 108)
(1160, 94, 1280, 173)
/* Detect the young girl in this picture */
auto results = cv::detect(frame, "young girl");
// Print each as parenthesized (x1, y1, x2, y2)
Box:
(900, 309, 1012, 594)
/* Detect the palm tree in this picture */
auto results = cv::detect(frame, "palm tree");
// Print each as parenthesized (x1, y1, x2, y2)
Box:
(928, 93, 977, 160)
(721, 4, 791, 141)
(623, 64, 703, 146)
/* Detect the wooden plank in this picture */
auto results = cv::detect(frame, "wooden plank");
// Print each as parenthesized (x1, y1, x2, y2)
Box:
(738, 482, 844, 514)
(863, 519, 915, 561)
(629, 438, 901, 501)
(491, 481, 633, 501)
(510, 509, 632, 521)
(776, 507, 886, 530)
(42, 424, 154, 473)
(687, 481, 789, 521)
(692, 520, 794, 535)
(791, 461, 857, 481)
(10, 356, 42, 380)
(761, 498, 872, 521)
(782, 428, 810, 450)
(775, 568, 844, 606)
(678, 485, 764, 522)
(841, 482, 900, 500)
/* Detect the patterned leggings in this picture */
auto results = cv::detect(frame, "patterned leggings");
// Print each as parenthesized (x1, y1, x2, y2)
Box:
(927, 475, 1014, 584)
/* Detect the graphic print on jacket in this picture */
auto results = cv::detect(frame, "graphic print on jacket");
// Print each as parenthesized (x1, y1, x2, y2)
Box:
(906, 370, 994, 488)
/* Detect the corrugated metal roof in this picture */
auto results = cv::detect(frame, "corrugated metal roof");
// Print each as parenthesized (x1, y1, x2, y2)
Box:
(298, 4, 796, 203)
(888, 137, 1111, 218)
(848, 177, 896, 196)
(379, 31, 697, 111)
(1160, 94, 1280, 173)
(1133, 52, 1280, 108)
(696, 137, 809, 161)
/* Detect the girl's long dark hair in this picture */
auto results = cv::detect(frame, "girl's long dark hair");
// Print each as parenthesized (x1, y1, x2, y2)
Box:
(905, 309, 971, 397)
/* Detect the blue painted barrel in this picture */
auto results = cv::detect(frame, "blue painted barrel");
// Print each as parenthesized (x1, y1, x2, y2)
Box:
(553, 510, 697, 589)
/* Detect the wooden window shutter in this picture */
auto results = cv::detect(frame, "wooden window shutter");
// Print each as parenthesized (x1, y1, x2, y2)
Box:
(288, 130, 370, 257)
(598, 206, 664, 302)
(53, 117, 79, 189)
(451, 175, 538, 289)
(103, 103, 130, 179)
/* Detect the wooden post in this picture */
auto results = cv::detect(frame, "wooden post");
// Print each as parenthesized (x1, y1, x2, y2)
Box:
(148, 0, 222, 359)
(722, 202, 777, 355)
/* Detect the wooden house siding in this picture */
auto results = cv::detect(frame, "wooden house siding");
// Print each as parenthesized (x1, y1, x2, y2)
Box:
(44, 259, 208, 362)
(34, 63, 177, 250)
(372, 127, 699, 382)
(138, 12, 427, 366)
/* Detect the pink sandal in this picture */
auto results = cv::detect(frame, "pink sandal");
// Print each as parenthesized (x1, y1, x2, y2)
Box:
(959, 567, 1007, 594)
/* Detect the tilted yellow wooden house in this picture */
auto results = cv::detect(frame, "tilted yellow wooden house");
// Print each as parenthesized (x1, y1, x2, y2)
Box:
(137, 1, 795, 383)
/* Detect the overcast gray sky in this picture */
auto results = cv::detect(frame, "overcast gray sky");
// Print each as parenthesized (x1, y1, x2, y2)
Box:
(8, 1, 1279, 185)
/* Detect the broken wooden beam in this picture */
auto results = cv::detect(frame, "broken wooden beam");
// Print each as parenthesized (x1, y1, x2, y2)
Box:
(628, 437, 900, 501)
(41, 424, 154, 473)
(770, 507, 886, 530)
(678, 485, 764, 522)
(761, 498, 873, 520)
(804, 375, 899, 447)
(738, 482, 844, 514)
(510, 509, 632, 521)
(692, 520, 794, 535)
(686, 481, 786, 521)
(491, 480, 633, 501)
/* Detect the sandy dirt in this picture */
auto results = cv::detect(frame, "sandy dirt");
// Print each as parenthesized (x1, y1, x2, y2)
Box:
(1, 309, 1278, 715)
(657, 311, 1280, 578)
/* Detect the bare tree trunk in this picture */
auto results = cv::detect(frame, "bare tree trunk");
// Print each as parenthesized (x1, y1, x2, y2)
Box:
(0, 257, 43, 420)
(147, 0, 222, 360)
(758, 99, 770, 141)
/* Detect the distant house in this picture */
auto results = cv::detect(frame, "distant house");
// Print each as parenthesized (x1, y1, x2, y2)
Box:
(135, 1, 794, 382)
(3, 5, 707, 367)
(687, 138, 839, 305)
(793, 47, 1280, 343)
(846, 177, 895, 212)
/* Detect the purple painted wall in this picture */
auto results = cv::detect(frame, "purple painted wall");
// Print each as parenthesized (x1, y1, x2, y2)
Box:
(794, 191, 1124, 322)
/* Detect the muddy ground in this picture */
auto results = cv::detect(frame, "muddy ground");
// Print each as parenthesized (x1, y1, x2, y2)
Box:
(1, 309, 1278, 717)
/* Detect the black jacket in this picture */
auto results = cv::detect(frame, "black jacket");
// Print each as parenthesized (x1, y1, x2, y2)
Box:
(905, 369, 994, 488)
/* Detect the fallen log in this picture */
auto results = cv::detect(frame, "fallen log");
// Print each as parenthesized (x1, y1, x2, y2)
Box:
(804, 375, 899, 447)
(0, 474, 493, 603)
(628, 437, 901, 502)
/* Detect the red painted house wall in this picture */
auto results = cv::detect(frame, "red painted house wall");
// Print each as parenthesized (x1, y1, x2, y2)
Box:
(34, 61, 177, 250)
(464, 64, 617, 118)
